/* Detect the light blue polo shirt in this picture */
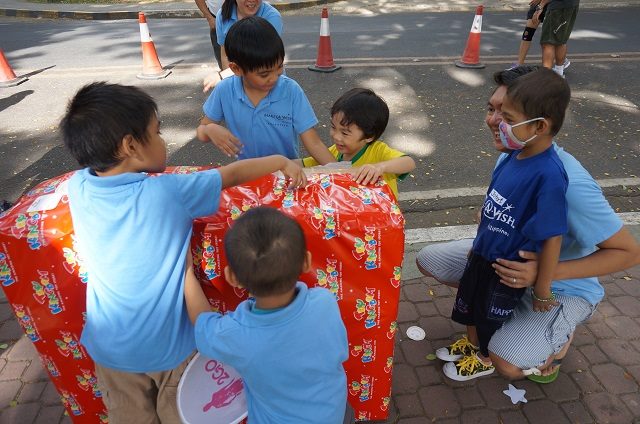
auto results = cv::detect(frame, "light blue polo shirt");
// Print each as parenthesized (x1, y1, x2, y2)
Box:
(68, 168, 222, 372)
(216, 1, 283, 46)
(203, 75, 318, 160)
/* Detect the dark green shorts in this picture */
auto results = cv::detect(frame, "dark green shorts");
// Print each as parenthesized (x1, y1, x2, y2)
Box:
(540, 5, 579, 45)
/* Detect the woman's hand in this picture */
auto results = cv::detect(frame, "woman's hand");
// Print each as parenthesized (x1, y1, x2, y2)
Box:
(493, 250, 539, 288)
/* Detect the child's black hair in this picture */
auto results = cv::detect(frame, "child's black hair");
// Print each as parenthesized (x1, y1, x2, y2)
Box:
(224, 207, 306, 297)
(224, 16, 285, 73)
(60, 82, 157, 172)
(493, 65, 538, 88)
(331, 88, 389, 142)
(506, 68, 571, 136)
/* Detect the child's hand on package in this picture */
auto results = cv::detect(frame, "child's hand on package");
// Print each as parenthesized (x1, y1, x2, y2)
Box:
(353, 164, 384, 186)
(281, 159, 307, 189)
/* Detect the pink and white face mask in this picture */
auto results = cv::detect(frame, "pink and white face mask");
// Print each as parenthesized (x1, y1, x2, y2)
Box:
(498, 117, 545, 150)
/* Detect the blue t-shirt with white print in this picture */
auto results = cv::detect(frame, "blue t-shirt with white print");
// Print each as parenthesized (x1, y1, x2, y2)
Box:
(473, 146, 568, 262)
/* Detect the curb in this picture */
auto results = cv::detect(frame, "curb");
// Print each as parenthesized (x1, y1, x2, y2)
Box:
(0, 0, 342, 20)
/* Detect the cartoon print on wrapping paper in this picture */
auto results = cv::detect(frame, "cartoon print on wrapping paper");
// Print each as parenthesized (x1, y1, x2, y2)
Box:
(227, 199, 258, 226)
(310, 204, 338, 240)
(353, 287, 379, 329)
(98, 412, 109, 423)
(62, 235, 88, 283)
(232, 286, 247, 299)
(60, 389, 83, 416)
(316, 258, 341, 300)
(13, 304, 40, 342)
(76, 368, 103, 398)
(201, 233, 220, 281)
(348, 185, 374, 205)
(349, 374, 373, 402)
(12, 212, 45, 249)
(350, 338, 376, 364)
(0, 252, 16, 287)
(172, 166, 200, 174)
(386, 321, 398, 339)
(389, 203, 403, 226)
(41, 355, 61, 378)
(26, 176, 65, 198)
(389, 266, 401, 288)
(202, 359, 244, 412)
(55, 331, 85, 360)
(383, 356, 393, 374)
(381, 396, 390, 411)
(357, 411, 371, 421)
(207, 298, 223, 314)
(31, 270, 64, 315)
(352, 226, 379, 270)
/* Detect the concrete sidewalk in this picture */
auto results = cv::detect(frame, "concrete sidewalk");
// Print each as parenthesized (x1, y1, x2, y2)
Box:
(2, 0, 640, 20)
(1, 254, 639, 423)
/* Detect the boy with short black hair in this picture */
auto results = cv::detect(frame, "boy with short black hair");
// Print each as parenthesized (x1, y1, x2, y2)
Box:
(62, 82, 306, 423)
(302, 88, 416, 199)
(197, 16, 335, 165)
(441, 68, 571, 381)
(184, 206, 352, 424)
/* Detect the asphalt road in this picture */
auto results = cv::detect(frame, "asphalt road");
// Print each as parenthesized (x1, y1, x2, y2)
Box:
(1, 8, 639, 228)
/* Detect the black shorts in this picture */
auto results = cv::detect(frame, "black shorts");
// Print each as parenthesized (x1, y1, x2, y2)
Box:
(451, 252, 525, 356)
(526, 4, 547, 22)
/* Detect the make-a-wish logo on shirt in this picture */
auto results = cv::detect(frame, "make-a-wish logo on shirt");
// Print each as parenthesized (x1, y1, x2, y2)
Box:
(264, 113, 292, 128)
(483, 189, 516, 229)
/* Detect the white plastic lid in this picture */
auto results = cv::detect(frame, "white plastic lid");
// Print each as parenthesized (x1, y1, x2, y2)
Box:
(406, 326, 426, 341)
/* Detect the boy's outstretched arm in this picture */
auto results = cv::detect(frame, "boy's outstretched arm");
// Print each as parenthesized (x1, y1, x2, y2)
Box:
(353, 156, 416, 186)
(184, 254, 212, 325)
(532, 235, 562, 312)
(218, 155, 307, 189)
(197, 116, 243, 158)
(300, 128, 336, 165)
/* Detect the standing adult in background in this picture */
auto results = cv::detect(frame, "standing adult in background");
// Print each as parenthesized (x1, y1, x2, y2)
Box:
(195, 0, 224, 69)
(202, 0, 283, 92)
(540, 0, 580, 77)
(417, 65, 640, 383)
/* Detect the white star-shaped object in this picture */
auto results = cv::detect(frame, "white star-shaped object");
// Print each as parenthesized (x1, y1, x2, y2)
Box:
(503, 384, 527, 404)
(503, 204, 514, 212)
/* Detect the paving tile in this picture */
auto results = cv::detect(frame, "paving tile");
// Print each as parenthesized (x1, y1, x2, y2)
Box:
(539, 373, 580, 402)
(0, 402, 40, 424)
(418, 316, 455, 341)
(608, 295, 640, 317)
(0, 319, 23, 341)
(0, 341, 15, 360)
(40, 381, 62, 405)
(570, 370, 604, 393)
(584, 392, 633, 423)
(571, 327, 595, 347)
(627, 365, 640, 383)
(499, 410, 528, 424)
(596, 300, 621, 317)
(578, 344, 609, 365)
(399, 338, 434, 366)
(414, 301, 438, 317)
(396, 301, 419, 323)
(476, 377, 518, 410)
(17, 381, 47, 403)
(397, 418, 428, 424)
(621, 393, 640, 418)
(60, 413, 72, 423)
(513, 379, 544, 400)
(394, 393, 424, 417)
(34, 404, 66, 424)
(560, 347, 588, 373)
(402, 283, 429, 303)
(433, 297, 454, 316)
(0, 303, 14, 322)
(522, 399, 571, 424)
(22, 360, 48, 382)
(418, 385, 460, 420)
(7, 337, 39, 362)
(454, 385, 485, 409)
(585, 321, 616, 340)
(605, 315, 640, 339)
(391, 363, 419, 394)
(0, 379, 22, 406)
(460, 408, 499, 423)
(616, 279, 640, 297)
(560, 401, 594, 424)
(592, 363, 639, 394)
(598, 338, 640, 366)
(415, 365, 443, 386)
(0, 360, 28, 381)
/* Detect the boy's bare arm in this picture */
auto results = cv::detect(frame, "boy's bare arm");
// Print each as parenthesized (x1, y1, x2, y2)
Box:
(197, 117, 243, 157)
(532, 235, 562, 312)
(184, 255, 212, 324)
(299, 128, 336, 165)
(353, 156, 416, 186)
(218, 155, 307, 190)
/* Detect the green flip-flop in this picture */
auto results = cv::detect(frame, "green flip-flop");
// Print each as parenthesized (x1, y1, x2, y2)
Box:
(527, 359, 562, 384)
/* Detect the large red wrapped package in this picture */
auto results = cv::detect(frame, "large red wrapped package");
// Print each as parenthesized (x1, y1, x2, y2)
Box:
(0, 166, 405, 422)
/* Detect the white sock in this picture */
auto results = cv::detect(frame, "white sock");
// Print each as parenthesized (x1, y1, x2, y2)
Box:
(553, 65, 564, 76)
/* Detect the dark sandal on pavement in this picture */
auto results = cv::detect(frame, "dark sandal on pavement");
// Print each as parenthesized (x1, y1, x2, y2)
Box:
(527, 359, 562, 384)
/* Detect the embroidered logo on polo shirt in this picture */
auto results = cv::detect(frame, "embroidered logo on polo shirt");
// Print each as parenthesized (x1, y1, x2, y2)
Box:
(264, 113, 292, 128)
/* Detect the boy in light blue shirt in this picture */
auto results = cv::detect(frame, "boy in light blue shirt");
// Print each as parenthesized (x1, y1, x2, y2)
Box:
(198, 16, 335, 165)
(62, 82, 306, 423)
(185, 207, 353, 424)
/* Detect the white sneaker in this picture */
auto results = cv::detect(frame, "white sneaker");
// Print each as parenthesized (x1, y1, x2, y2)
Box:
(563, 58, 571, 70)
(435, 336, 478, 362)
(443, 353, 495, 381)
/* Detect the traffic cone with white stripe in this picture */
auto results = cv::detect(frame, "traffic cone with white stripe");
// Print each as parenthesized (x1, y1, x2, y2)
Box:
(308, 7, 341, 73)
(0, 49, 27, 88)
(455, 5, 485, 69)
(137, 12, 171, 80)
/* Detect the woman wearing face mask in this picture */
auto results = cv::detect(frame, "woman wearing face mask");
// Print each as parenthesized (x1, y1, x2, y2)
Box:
(203, 0, 283, 92)
(415, 65, 640, 384)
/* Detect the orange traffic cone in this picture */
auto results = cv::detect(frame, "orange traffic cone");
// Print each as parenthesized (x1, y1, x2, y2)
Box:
(455, 5, 485, 69)
(0, 49, 27, 88)
(308, 8, 341, 73)
(137, 12, 171, 80)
